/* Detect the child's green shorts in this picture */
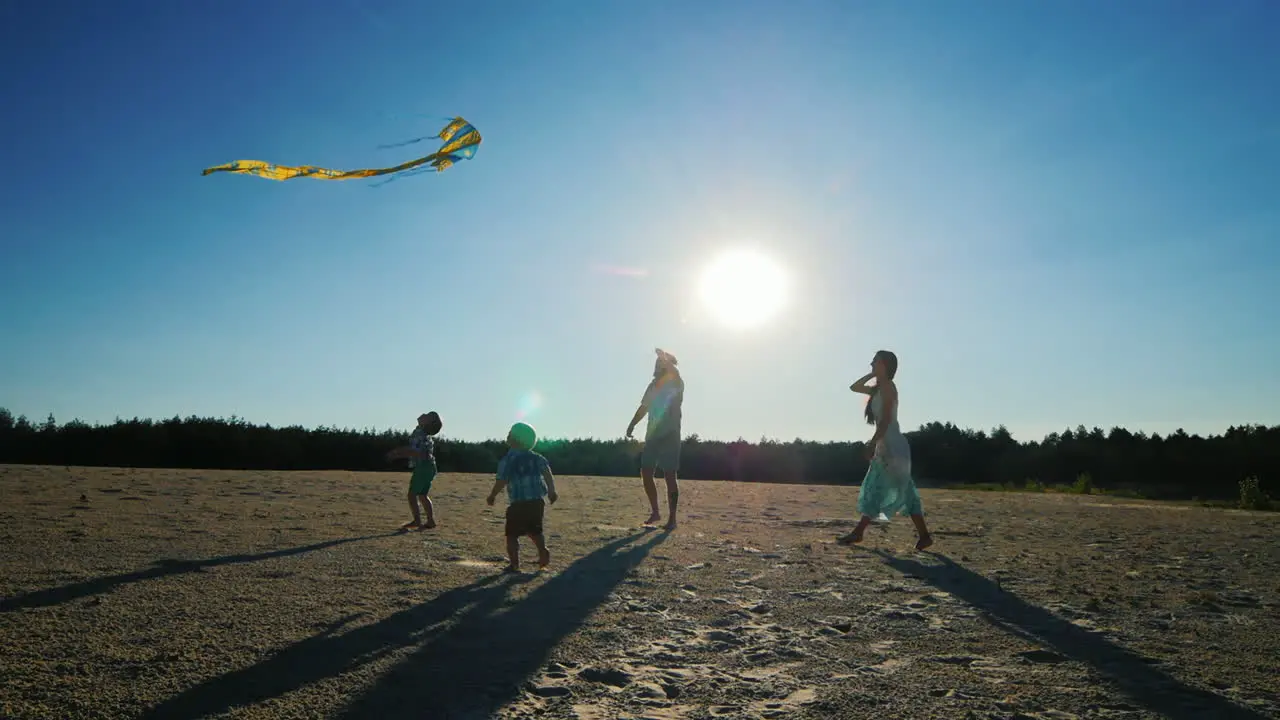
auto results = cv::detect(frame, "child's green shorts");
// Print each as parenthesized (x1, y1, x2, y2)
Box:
(409, 462, 437, 495)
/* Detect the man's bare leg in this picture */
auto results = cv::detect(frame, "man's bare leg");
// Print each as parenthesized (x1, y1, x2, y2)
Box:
(663, 472, 679, 530)
(910, 513, 933, 551)
(641, 467, 661, 525)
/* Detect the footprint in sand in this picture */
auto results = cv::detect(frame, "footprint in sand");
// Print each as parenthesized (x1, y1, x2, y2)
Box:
(575, 705, 692, 720)
(857, 657, 910, 675)
(750, 687, 820, 718)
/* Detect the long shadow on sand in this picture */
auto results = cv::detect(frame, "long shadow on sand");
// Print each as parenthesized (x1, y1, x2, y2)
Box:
(337, 529, 668, 718)
(873, 550, 1271, 720)
(1, 533, 398, 612)
(143, 529, 666, 719)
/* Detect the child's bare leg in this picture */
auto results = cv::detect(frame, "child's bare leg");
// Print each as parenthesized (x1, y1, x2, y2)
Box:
(530, 532, 550, 568)
(641, 468, 661, 524)
(505, 535, 521, 571)
(404, 490, 422, 528)
(910, 513, 933, 551)
(419, 495, 436, 529)
(838, 515, 873, 545)
(663, 472, 679, 530)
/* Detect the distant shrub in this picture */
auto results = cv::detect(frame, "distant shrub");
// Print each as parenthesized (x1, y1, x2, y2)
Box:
(1239, 476, 1272, 511)
(1071, 473, 1094, 495)
(1024, 478, 1045, 492)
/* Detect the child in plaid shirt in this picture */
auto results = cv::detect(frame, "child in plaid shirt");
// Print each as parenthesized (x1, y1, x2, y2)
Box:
(486, 421, 558, 573)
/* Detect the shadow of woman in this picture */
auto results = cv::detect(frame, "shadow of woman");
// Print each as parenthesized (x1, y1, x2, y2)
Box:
(871, 549, 1271, 720)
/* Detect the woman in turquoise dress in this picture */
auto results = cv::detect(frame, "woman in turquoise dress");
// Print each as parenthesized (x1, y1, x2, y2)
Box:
(838, 350, 934, 551)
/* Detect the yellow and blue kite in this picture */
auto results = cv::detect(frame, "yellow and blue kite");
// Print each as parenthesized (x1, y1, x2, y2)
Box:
(201, 116, 481, 183)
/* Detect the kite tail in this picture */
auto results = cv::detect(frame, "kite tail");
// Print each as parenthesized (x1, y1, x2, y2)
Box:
(376, 136, 433, 150)
(376, 116, 464, 150)
(367, 162, 442, 187)
(204, 115, 478, 183)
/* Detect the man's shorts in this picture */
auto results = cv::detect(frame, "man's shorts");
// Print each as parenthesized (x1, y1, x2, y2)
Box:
(409, 462, 437, 495)
(505, 498, 546, 537)
(641, 432, 681, 474)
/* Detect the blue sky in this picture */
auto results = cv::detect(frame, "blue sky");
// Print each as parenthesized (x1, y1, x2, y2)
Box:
(1, 0, 1277, 444)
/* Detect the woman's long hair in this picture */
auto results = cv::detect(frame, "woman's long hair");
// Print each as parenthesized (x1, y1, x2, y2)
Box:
(864, 350, 899, 425)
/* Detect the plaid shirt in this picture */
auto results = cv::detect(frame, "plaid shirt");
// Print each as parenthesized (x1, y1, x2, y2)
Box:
(408, 427, 435, 469)
(497, 448, 549, 503)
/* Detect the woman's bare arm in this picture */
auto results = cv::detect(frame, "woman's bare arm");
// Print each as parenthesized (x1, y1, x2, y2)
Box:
(850, 372, 876, 395)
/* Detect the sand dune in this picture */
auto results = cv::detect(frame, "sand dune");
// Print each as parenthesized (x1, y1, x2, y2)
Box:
(1, 465, 1277, 719)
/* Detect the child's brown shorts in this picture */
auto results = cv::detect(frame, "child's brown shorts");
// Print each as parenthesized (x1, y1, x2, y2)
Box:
(505, 498, 545, 537)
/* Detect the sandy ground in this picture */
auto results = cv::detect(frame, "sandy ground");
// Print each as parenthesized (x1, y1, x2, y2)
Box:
(1, 464, 1277, 720)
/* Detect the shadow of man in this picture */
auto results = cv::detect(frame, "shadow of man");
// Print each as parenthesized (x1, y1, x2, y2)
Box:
(337, 529, 669, 719)
(1, 533, 400, 612)
(872, 550, 1271, 720)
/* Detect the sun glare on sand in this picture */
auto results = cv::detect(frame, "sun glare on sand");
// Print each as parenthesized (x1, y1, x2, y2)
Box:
(697, 249, 789, 331)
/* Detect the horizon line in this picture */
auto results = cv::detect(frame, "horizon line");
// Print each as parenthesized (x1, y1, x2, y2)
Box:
(1, 407, 1273, 446)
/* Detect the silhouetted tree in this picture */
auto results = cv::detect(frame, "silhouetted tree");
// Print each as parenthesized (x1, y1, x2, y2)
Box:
(0, 406, 1273, 500)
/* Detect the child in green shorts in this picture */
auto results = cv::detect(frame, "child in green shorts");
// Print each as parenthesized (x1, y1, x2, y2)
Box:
(387, 411, 443, 530)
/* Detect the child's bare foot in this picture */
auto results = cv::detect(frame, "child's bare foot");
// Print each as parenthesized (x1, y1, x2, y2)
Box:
(502, 564, 520, 574)
(664, 518, 677, 531)
(421, 521, 437, 530)
(642, 512, 661, 527)
(915, 533, 934, 552)
(538, 548, 551, 568)
(401, 520, 421, 531)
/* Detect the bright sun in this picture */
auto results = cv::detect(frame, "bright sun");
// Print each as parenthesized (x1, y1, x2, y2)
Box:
(697, 249, 789, 330)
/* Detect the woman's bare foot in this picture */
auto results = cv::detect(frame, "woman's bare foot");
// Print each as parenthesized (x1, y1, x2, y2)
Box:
(538, 548, 551, 569)
(421, 521, 437, 530)
(643, 512, 661, 527)
(915, 533, 934, 551)
(836, 526, 866, 546)
(502, 564, 521, 574)
(401, 520, 421, 531)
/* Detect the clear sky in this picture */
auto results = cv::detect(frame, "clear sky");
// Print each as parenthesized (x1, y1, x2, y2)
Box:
(2, 0, 1278, 444)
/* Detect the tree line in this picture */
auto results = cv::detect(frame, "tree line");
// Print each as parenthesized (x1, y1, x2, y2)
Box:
(0, 408, 1275, 503)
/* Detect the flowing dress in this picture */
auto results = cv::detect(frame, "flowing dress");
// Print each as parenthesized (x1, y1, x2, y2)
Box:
(856, 390, 924, 519)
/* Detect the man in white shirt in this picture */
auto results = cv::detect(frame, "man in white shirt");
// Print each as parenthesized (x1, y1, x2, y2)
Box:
(626, 348, 684, 530)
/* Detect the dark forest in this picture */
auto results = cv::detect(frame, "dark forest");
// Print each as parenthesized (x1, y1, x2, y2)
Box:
(1, 408, 1274, 508)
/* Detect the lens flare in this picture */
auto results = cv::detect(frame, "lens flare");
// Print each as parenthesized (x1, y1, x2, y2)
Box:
(515, 390, 544, 421)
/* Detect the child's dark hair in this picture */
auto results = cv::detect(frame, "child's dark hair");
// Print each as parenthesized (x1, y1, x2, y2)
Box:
(424, 411, 443, 435)
(864, 350, 899, 425)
